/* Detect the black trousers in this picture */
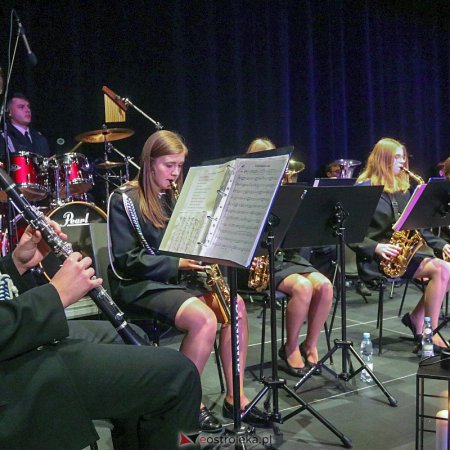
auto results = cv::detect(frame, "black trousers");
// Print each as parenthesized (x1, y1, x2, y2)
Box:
(62, 322, 201, 450)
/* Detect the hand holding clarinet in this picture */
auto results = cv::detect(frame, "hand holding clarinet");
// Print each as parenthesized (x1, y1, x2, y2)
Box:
(0, 168, 147, 345)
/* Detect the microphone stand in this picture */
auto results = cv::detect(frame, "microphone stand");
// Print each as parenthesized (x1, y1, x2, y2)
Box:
(118, 96, 163, 130)
(1, 10, 22, 252)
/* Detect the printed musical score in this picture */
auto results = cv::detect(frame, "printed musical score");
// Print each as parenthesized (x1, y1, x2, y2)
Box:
(159, 154, 289, 267)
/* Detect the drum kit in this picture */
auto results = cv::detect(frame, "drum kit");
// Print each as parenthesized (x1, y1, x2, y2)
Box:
(0, 126, 136, 256)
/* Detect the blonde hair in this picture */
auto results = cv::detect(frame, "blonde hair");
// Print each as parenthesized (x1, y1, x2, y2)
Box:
(246, 137, 275, 154)
(356, 137, 410, 193)
(129, 130, 188, 228)
(444, 156, 450, 180)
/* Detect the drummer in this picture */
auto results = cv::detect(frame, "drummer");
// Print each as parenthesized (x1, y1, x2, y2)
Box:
(0, 93, 50, 157)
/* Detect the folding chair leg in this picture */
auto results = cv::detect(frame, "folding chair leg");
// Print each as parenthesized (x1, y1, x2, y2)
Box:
(398, 279, 410, 317)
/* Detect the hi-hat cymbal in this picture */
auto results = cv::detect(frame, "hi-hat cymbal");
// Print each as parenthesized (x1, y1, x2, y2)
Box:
(75, 127, 135, 143)
(94, 160, 126, 170)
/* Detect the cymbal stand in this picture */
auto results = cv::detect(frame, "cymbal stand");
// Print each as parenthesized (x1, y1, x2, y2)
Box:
(105, 141, 140, 174)
(293, 203, 398, 408)
(244, 215, 352, 448)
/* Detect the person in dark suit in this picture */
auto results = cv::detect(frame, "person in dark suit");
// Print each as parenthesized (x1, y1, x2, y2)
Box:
(108, 130, 269, 432)
(246, 138, 334, 377)
(0, 92, 50, 157)
(0, 220, 201, 450)
(352, 137, 450, 350)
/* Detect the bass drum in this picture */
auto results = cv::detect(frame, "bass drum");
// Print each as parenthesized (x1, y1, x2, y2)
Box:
(40, 202, 107, 280)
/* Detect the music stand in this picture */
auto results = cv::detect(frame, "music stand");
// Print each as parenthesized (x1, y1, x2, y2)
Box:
(280, 186, 397, 407)
(244, 184, 352, 448)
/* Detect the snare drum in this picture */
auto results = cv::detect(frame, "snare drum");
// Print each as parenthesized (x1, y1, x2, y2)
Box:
(50, 153, 93, 198)
(40, 202, 107, 280)
(0, 152, 49, 201)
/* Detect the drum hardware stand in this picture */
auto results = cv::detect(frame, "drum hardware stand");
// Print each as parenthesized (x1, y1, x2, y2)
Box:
(116, 96, 163, 130)
(243, 214, 352, 449)
(292, 202, 398, 407)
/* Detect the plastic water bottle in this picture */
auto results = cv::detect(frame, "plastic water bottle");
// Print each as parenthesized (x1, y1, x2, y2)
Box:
(360, 332, 373, 383)
(421, 316, 434, 358)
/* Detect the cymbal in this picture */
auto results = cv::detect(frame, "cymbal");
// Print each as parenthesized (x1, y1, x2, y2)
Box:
(75, 127, 135, 143)
(95, 160, 126, 170)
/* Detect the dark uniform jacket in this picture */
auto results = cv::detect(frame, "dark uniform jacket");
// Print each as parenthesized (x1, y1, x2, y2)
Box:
(107, 186, 182, 306)
(350, 190, 447, 283)
(0, 255, 98, 449)
(0, 123, 50, 157)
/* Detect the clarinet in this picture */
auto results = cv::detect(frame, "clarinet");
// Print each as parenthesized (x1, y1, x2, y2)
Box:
(0, 169, 147, 346)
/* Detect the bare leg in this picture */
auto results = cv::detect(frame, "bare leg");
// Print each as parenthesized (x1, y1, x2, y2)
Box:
(302, 272, 334, 363)
(278, 274, 313, 368)
(409, 258, 450, 346)
(175, 297, 218, 375)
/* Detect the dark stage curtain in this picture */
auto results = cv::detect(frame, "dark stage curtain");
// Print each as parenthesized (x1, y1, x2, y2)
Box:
(1, 0, 449, 190)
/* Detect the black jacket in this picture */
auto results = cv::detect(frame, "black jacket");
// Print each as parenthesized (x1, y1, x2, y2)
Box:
(0, 123, 50, 157)
(0, 255, 98, 449)
(107, 186, 182, 305)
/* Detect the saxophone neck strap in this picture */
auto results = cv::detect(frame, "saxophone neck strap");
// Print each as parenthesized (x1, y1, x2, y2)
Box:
(389, 193, 401, 219)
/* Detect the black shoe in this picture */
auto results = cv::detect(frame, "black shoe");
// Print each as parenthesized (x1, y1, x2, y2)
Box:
(222, 399, 270, 428)
(401, 313, 422, 343)
(278, 344, 308, 378)
(199, 406, 223, 433)
(356, 281, 372, 297)
(299, 341, 322, 375)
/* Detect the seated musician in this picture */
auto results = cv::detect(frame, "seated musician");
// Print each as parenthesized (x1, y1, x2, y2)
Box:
(352, 137, 450, 351)
(107, 130, 269, 432)
(0, 220, 201, 450)
(0, 93, 50, 157)
(247, 137, 333, 376)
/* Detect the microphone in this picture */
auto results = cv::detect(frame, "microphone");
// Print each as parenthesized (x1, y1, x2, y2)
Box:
(13, 10, 37, 66)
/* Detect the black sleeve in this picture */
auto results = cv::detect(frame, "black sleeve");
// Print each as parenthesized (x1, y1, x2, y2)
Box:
(0, 254, 37, 293)
(0, 283, 69, 361)
(108, 191, 180, 282)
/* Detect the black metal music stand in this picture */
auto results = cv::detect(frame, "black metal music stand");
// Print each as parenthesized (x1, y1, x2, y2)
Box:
(391, 180, 450, 340)
(243, 184, 352, 448)
(160, 149, 293, 450)
(280, 186, 397, 407)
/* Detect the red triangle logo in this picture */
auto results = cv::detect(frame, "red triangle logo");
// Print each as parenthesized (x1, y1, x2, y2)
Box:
(179, 432, 194, 446)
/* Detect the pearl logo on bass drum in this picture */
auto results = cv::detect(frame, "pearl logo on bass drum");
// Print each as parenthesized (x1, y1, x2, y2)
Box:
(61, 211, 90, 227)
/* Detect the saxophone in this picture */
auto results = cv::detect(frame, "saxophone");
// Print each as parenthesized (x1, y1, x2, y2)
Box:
(379, 167, 426, 278)
(248, 255, 269, 292)
(170, 181, 231, 324)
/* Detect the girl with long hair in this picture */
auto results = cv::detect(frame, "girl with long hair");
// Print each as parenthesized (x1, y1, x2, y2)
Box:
(354, 137, 450, 350)
(108, 130, 268, 432)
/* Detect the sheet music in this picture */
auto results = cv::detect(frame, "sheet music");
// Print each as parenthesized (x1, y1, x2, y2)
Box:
(160, 164, 232, 254)
(206, 155, 288, 266)
(159, 153, 289, 267)
(393, 184, 427, 231)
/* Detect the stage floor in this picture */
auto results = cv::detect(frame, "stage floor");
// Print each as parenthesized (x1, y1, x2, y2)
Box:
(193, 281, 448, 450)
